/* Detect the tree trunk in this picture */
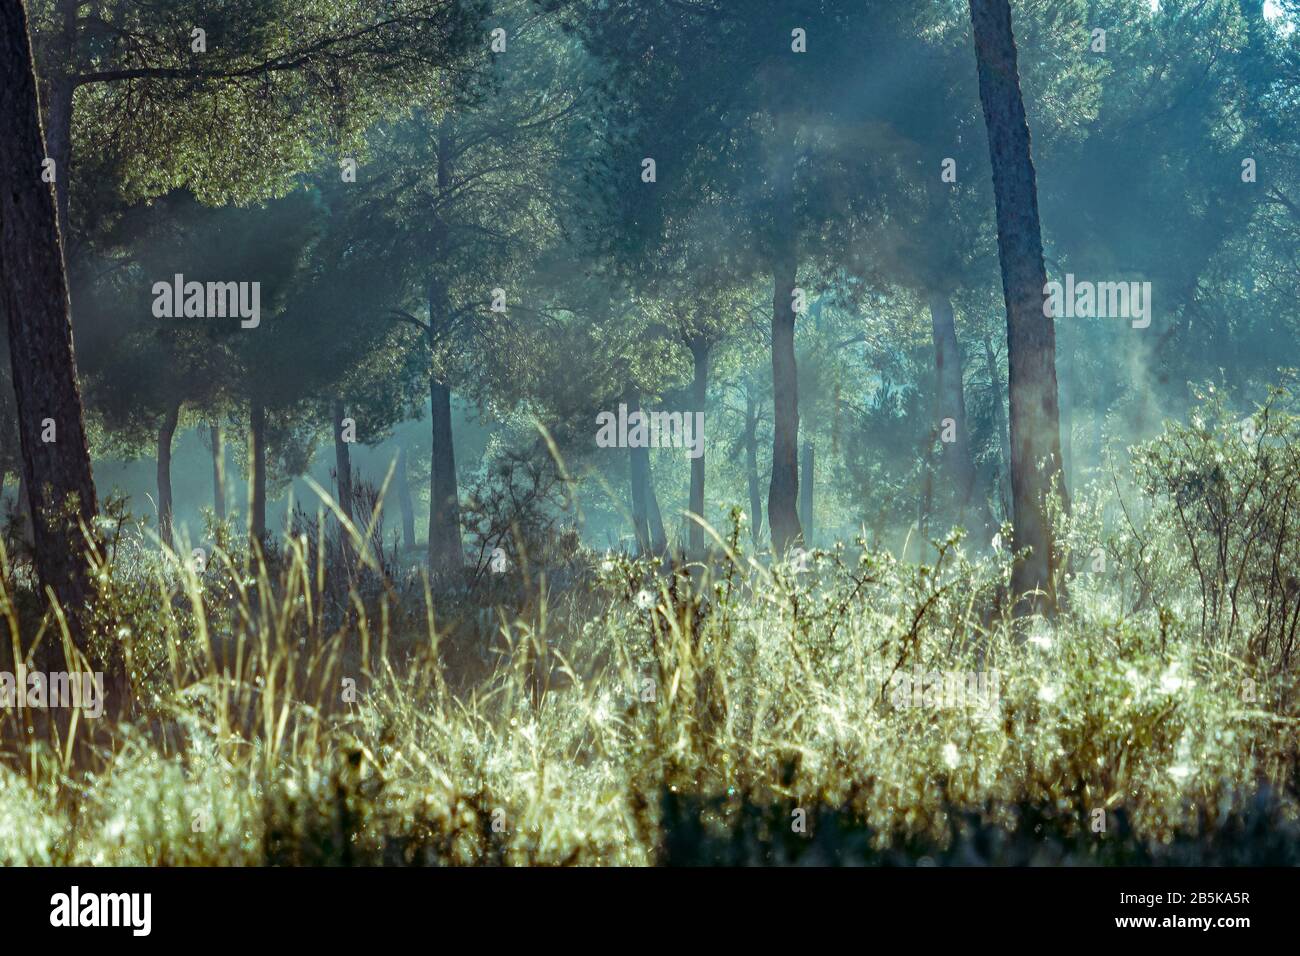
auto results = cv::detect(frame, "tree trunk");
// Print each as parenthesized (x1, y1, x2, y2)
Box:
(799, 440, 814, 544)
(332, 399, 355, 566)
(647, 468, 667, 555)
(688, 340, 709, 554)
(426, 120, 463, 575)
(626, 387, 651, 555)
(428, 377, 462, 573)
(745, 388, 764, 548)
(396, 444, 416, 552)
(249, 398, 267, 547)
(767, 124, 802, 554)
(983, 334, 1013, 522)
(156, 401, 179, 551)
(210, 422, 226, 522)
(929, 292, 994, 535)
(0, 0, 100, 635)
(967, 0, 1067, 614)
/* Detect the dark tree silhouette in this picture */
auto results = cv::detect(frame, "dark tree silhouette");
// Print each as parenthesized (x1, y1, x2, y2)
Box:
(967, 0, 1067, 614)
(0, 0, 100, 634)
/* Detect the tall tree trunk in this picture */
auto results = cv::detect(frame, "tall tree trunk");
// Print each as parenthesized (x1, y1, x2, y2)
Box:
(768, 124, 802, 554)
(745, 389, 764, 548)
(647, 468, 667, 555)
(967, 0, 1067, 614)
(156, 401, 180, 550)
(984, 334, 1013, 522)
(799, 440, 814, 544)
(332, 399, 355, 566)
(929, 292, 994, 535)
(249, 398, 267, 547)
(210, 422, 226, 522)
(688, 340, 709, 554)
(428, 377, 462, 573)
(426, 119, 462, 575)
(626, 387, 651, 555)
(396, 444, 416, 552)
(0, 0, 100, 635)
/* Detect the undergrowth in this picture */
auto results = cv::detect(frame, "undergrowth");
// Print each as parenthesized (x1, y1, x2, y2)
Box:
(0, 388, 1298, 866)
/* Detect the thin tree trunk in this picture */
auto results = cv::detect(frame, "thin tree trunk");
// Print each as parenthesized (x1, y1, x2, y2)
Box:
(688, 340, 709, 554)
(210, 423, 226, 522)
(332, 399, 355, 566)
(984, 333, 1013, 522)
(799, 440, 814, 545)
(0, 0, 100, 636)
(426, 119, 462, 575)
(967, 0, 1067, 614)
(929, 292, 994, 535)
(156, 401, 179, 550)
(647, 468, 667, 555)
(249, 398, 267, 547)
(396, 444, 416, 552)
(745, 389, 764, 548)
(625, 387, 651, 554)
(768, 123, 802, 554)
(428, 377, 462, 572)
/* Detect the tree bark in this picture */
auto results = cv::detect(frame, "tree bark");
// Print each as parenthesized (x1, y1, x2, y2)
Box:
(249, 398, 267, 547)
(647, 467, 667, 555)
(626, 386, 651, 554)
(332, 399, 355, 566)
(210, 423, 226, 522)
(396, 444, 416, 552)
(983, 333, 1013, 522)
(745, 388, 764, 548)
(0, 0, 100, 635)
(156, 401, 179, 550)
(767, 123, 802, 554)
(929, 292, 994, 535)
(967, 0, 1067, 614)
(426, 119, 462, 574)
(428, 377, 462, 573)
(799, 440, 814, 545)
(687, 340, 709, 554)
